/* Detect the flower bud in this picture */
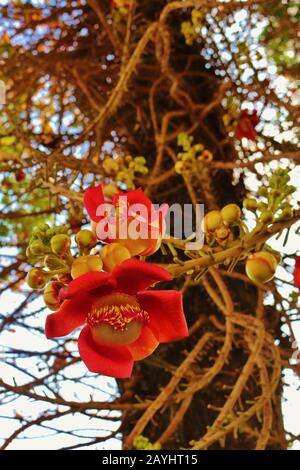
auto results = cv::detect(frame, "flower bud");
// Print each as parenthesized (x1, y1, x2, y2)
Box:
(258, 187, 268, 197)
(194, 143, 204, 152)
(117, 170, 131, 185)
(100, 243, 131, 272)
(44, 254, 67, 270)
(221, 204, 241, 225)
(102, 184, 119, 199)
(45, 228, 56, 239)
(26, 267, 51, 289)
(103, 157, 119, 175)
(43, 281, 65, 310)
(29, 239, 47, 256)
(204, 210, 223, 232)
(245, 251, 278, 284)
(71, 255, 103, 279)
(243, 198, 257, 211)
(175, 161, 184, 174)
(215, 224, 231, 241)
(33, 223, 50, 236)
(260, 211, 273, 223)
(280, 207, 293, 219)
(50, 234, 71, 257)
(26, 246, 34, 259)
(75, 229, 97, 250)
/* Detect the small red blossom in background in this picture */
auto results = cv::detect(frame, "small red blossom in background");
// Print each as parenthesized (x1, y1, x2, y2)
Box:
(84, 185, 168, 256)
(46, 258, 188, 378)
(15, 170, 26, 182)
(235, 109, 259, 141)
(294, 256, 300, 288)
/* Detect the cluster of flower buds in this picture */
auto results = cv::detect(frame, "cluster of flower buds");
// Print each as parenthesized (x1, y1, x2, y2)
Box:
(102, 155, 148, 190)
(243, 168, 296, 223)
(133, 435, 161, 451)
(203, 203, 241, 247)
(26, 223, 113, 308)
(175, 132, 213, 175)
(181, 9, 207, 45)
(26, 219, 137, 311)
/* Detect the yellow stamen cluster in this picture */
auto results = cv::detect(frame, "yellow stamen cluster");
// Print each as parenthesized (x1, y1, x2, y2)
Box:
(87, 301, 149, 331)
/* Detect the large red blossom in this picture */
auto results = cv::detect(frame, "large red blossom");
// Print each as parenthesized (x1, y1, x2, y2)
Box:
(84, 185, 168, 256)
(294, 256, 300, 288)
(235, 109, 259, 141)
(46, 258, 188, 378)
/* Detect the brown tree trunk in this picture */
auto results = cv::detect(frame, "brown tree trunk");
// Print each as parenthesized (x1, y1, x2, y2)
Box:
(112, 7, 287, 450)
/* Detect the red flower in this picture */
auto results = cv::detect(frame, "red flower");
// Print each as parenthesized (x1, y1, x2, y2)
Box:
(45, 258, 188, 378)
(15, 170, 26, 182)
(235, 109, 259, 141)
(84, 185, 168, 256)
(294, 256, 300, 288)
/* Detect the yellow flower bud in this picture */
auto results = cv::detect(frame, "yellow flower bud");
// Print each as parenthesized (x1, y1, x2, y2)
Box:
(258, 187, 268, 197)
(182, 153, 194, 163)
(194, 143, 204, 152)
(204, 210, 223, 232)
(243, 198, 257, 211)
(43, 281, 64, 311)
(50, 234, 71, 257)
(281, 207, 293, 219)
(221, 203, 241, 225)
(71, 255, 103, 279)
(100, 243, 131, 272)
(215, 224, 231, 241)
(175, 161, 184, 174)
(103, 157, 119, 175)
(260, 211, 273, 223)
(26, 246, 35, 259)
(44, 254, 67, 270)
(26, 267, 51, 289)
(117, 170, 131, 185)
(102, 184, 119, 199)
(245, 251, 278, 284)
(29, 239, 47, 256)
(134, 156, 146, 165)
(75, 229, 97, 250)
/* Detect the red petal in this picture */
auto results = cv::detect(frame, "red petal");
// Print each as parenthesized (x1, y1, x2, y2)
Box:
(65, 271, 116, 299)
(112, 258, 172, 295)
(113, 188, 153, 213)
(78, 325, 133, 378)
(294, 258, 300, 288)
(127, 325, 159, 360)
(84, 185, 105, 222)
(138, 290, 188, 343)
(45, 296, 90, 339)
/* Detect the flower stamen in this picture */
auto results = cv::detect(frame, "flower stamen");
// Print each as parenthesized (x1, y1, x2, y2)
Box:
(87, 293, 149, 331)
